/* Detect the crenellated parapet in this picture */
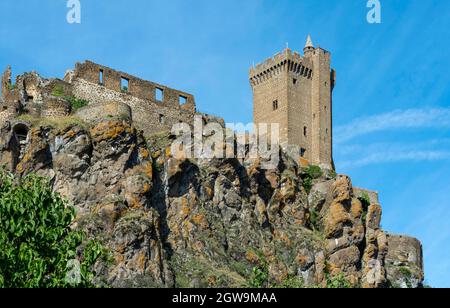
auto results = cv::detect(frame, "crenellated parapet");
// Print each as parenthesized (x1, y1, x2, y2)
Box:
(249, 48, 313, 86)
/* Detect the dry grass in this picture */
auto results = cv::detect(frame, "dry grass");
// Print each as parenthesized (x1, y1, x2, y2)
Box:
(16, 114, 88, 130)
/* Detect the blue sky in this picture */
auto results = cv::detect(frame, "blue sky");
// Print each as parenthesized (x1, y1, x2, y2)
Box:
(1, 0, 449, 287)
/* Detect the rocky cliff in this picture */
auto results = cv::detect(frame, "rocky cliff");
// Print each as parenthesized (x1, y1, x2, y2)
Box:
(0, 118, 424, 288)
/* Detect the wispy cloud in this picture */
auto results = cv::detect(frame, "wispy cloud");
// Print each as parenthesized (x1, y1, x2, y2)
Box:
(335, 108, 450, 144)
(338, 150, 450, 169)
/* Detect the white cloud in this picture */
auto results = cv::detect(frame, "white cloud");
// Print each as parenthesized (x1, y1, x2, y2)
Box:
(335, 108, 450, 144)
(338, 150, 450, 169)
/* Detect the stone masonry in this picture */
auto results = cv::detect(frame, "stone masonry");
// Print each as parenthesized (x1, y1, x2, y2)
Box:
(0, 61, 200, 137)
(250, 36, 335, 170)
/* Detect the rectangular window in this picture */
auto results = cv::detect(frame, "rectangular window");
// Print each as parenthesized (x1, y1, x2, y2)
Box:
(293, 78, 297, 85)
(99, 69, 104, 85)
(159, 114, 165, 124)
(121, 77, 129, 92)
(304, 126, 307, 137)
(179, 95, 187, 105)
(156, 88, 164, 101)
(273, 100, 278, 111)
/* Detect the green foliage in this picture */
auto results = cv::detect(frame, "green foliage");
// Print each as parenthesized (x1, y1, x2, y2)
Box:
(302, 177, 313, 194)
(121, 86, 128, 93)
(51, 85, 89, 112)
(248, 265, 269, 288)
(325, 273, 352, 289)
(358, 192, 371, 223)
(306, 165, 323, 179)
(399, 266, 412, 277)
(0, 170, 102, 288)
(302, 165, 322, 194)
(51, 85, 65, 97)
(66, 96, 89, 111)
(309, 207, 321, 231)
(247, 251, 269, 288)
(7, 84, 16, 91)
(275, 276, 304, 288)
(359, 192, 371, 208)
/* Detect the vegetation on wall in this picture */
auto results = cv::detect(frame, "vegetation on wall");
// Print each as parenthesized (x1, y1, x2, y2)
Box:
(0, 170, 103, 288)
(51, 85, 89, 111)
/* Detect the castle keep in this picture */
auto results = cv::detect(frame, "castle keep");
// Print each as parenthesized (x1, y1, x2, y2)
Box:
(250, 36, 335, 169)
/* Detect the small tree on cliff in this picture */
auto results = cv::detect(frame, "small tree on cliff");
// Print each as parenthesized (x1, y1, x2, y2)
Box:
(0, 171, 102, 288)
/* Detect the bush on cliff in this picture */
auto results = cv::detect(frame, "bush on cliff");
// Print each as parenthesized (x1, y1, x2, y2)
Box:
(0, 171, 102, 288)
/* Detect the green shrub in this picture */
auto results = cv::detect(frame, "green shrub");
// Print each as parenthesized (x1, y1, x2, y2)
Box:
(309, 207, 321, 231)
(247, 251, 269, 288)
(358, 192, 371, 223)
(275, 276, 304, 288)
(0, 170, 102, 288)
(306, 165, 323, 179)
(302, 166, 322, 194)
(66, 96, 89, 111)
(325, 273, 352, 289)
(51, 85, 65, 97)
(248, 265, 269, 288)
(7, 84, 16, 91)
(359, 192, 371, 208)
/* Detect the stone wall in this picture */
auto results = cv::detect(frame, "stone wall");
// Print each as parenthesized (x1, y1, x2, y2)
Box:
(250, 45, 334, 170)
(385, 234, 424, 288)
(354, 187, 380, 204)
(72, 61, 195, 113)
(71, 78, 195, 136)
(41, 98, 71, 118)
(76, 101, 132, 123)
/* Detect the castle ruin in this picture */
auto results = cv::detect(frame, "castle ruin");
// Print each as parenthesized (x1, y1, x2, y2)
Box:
(1, 38, 335, 170)
(250, 35, 335, 170)
(0, 61, 209, 138)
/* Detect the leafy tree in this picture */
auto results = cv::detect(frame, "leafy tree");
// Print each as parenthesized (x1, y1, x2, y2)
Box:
(0, 171, 102, 288)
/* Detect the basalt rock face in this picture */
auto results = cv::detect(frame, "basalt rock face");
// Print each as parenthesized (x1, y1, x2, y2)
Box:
(0, 119, 424, 288)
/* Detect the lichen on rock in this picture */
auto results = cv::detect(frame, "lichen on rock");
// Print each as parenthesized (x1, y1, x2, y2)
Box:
(0, 118, 425, 288)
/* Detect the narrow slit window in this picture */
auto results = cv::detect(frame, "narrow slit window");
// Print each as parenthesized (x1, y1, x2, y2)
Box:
(293, 78, 297, 85)
(159, 114, 165, 124)
(156, 88, 164, 101)
(121, 77, 129, 92)
(273, 100, 278, 111)
(304, 126, 307, 137)
(99, 69, 104, 85)
(179, 95, 187, 105)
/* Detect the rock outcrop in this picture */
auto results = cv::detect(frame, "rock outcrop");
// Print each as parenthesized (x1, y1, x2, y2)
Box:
(0, 118, 424, 288)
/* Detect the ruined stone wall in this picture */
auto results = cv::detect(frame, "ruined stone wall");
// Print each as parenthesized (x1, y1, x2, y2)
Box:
(0, 110, 16, 128)
(68, 61, 198, 136)
(41, 98, 71, 118)
(72, 61, 195, 113)
(76, 101, 132, 123)
(71, 78, 195, 136)
(354, 187, 380, 204)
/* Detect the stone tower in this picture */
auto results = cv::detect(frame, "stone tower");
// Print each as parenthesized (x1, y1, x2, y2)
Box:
(249, 35, 335, 169)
